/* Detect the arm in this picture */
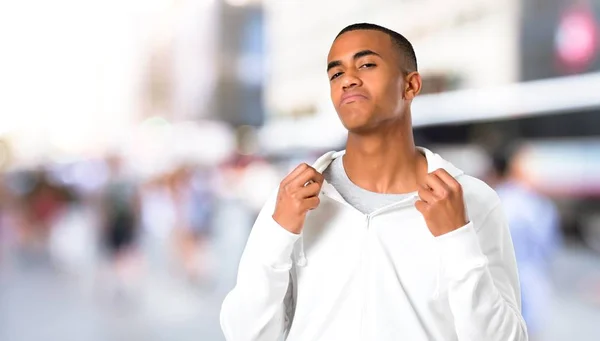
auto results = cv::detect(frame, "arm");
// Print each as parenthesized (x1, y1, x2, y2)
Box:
(436, 202, 528, 341)
(220, 193, 300, 340)
(221, 163, 323, 340)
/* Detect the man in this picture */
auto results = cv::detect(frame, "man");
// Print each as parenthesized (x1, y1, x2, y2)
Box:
(221, 23, 527, 340)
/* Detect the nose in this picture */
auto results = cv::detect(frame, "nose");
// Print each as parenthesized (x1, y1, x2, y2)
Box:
(342, 72, 362, 91)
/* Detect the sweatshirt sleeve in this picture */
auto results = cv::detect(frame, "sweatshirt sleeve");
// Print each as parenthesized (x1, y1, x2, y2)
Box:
(436, 201, 528, 341)
(220, 191, 301, 341)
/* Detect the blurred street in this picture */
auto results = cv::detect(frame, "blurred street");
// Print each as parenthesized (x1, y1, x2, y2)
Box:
(0, 256, 225, 341)
(0, 221, 237, 341)
(2, 236, 600, 341)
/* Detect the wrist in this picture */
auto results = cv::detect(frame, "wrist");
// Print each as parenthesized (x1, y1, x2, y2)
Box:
(272, 213, 302, 234)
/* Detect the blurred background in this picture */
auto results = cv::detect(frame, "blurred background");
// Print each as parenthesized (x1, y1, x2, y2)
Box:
(0, 0, 599, 340)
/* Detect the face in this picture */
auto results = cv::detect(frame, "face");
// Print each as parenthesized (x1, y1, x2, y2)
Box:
(327, 30, 420, 133)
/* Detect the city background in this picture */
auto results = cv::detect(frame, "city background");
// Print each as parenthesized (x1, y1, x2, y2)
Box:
(0, 0, 599, 340)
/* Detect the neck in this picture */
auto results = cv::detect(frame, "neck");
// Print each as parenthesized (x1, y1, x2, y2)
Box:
(343, 115, 427, 194)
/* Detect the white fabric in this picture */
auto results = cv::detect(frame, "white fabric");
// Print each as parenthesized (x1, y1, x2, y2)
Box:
(220, 148, 527, 341)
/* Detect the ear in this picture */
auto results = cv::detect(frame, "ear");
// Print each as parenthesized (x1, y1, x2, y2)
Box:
(404, 71, 422, 101)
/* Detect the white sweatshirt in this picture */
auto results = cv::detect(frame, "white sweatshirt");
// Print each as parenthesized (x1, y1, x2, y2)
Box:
(221, 148, 528, 341)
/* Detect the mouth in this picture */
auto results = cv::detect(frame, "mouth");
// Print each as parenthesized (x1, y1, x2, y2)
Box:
(340, 94, 368, 105)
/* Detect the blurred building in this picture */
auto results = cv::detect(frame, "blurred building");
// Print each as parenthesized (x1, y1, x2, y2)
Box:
(260, 0, 521, 153)
(264, 0, 519, 116)
(143, 0, 265, 128)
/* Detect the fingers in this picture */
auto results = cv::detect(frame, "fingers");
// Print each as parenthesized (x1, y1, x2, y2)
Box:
(432, 168, 462, 193)
(273, 164, 324, 233)
(415, 199, 428, 214)
(417, 184, 436, 204)
(301, 196, 321, 211)
(297, 181, 322, 199)
(290, 166, 324, 189)
(417, 169, 464, 210)
(281, 163, 310, 187)
(423, 173, 449, 199)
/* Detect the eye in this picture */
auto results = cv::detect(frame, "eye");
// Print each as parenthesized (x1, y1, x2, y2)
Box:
(360, 63, 376, 69)
(330, 72, 343, 81)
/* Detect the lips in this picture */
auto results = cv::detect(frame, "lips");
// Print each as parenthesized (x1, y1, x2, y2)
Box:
(340, 92, 368, 105)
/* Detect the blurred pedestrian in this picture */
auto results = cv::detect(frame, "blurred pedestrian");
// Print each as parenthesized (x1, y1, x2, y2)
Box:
(489, 144, 562, 340)
(170, 164, 215, 284)
(100, 155, 141, 298)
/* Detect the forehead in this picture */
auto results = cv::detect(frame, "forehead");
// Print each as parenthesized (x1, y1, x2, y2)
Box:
(327, 29, 395, 62)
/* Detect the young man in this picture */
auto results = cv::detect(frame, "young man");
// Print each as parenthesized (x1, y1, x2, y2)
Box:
(221, 23, 527, 341)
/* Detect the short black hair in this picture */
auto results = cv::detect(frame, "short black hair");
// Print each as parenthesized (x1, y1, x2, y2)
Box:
(336, 23, 418, 73)
(491, 142, 522, 178)
(491, 150, 510, 178)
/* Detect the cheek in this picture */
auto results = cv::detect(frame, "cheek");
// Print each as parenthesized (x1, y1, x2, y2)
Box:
(330, 84, 341, 105)
(363, 77, 388, 107)
(380, 79, 403, 105)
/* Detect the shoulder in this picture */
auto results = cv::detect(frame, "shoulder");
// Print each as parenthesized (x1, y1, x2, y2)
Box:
(457, 174, 502, 224)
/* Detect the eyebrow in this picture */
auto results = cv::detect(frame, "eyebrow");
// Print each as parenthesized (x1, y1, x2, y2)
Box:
(327, 49, 382, 72)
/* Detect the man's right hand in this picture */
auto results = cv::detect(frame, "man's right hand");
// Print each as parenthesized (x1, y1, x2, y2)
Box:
(272, 163, 324, 234)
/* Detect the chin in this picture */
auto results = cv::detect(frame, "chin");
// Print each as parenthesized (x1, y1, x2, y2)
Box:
(338, 108, 375, 132)
(346, 125, 379, 135)
(341, 119, 377, 134)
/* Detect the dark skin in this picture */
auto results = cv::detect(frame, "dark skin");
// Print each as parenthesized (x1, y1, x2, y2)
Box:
(274, 29, 467, 236)
(327, 29, 425, 195)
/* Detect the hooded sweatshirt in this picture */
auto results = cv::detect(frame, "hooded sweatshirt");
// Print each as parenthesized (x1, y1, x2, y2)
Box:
(220, 148, 527, 341)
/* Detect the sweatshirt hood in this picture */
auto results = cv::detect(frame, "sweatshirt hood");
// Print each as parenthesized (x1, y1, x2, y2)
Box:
(311, 147, 464, 178)
(294, 147, 464, 267)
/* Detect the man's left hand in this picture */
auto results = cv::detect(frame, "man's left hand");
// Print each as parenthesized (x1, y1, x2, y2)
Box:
(415, 169, 468, 237)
